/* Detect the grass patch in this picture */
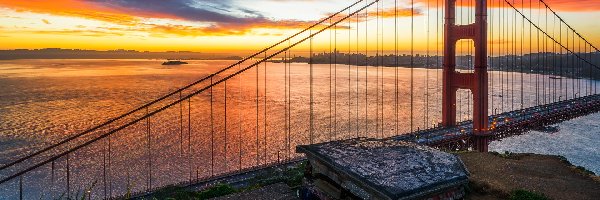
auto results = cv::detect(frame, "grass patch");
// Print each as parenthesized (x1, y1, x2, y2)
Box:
(196, 184, 237, 199)
(247, 161, 306, 189)
(148, 184, 236, 200)
(509, 189, 549, 200)
(144, 162, 306, 199)
(489, 151, 523, 160)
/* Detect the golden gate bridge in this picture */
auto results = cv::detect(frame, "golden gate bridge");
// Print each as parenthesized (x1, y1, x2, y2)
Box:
(1, 0, 599, 199)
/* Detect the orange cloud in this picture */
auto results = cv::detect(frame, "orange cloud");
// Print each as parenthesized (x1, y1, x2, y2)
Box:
(147, 19, 324, 37)
(0, 0, 141, 26)
(28, 29, 126, 37)
(0, 0, 328, 37)
(415, 0, 600, 11)
(329, 7, 422, 23)
(375, 7, 423, 18)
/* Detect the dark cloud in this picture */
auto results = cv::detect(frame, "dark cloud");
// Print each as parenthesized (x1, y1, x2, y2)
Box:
(86, 0, 271, 24)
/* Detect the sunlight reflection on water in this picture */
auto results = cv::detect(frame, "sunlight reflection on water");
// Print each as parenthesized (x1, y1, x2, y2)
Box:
(0, 59, 599, 198)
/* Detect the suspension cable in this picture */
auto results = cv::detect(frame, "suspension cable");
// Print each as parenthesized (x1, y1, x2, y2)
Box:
(410, 0, 414, 132)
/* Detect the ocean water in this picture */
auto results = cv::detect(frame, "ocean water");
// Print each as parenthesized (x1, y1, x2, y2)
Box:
(490, 112, 600, 175)
(0, 59, 598, 198)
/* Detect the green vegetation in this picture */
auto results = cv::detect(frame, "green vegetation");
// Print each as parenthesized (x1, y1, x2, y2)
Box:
(148, 184, 236, 200)
(144, 162, 306, 199)
(489, 151, 521, 159)
(247, 161, 306, 189)
(509, 189, 549, 200)
(195, 184, 237, 199)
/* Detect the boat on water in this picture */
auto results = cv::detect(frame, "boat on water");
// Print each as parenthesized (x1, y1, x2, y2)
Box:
(162, 60, 188, 65)
(549, 76, 562, 80)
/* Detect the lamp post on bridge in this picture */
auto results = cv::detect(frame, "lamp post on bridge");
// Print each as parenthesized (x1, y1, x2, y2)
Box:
(442, 0, 489, 152)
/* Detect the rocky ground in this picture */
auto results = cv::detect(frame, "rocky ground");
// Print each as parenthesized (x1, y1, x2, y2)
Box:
(459, 152, 600, 200)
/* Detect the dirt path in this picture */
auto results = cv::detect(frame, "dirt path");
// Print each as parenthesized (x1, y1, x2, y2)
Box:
(459, 152, 600, 200)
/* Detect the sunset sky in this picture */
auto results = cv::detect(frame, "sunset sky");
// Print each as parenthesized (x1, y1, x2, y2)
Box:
(0, 0, 599, 54)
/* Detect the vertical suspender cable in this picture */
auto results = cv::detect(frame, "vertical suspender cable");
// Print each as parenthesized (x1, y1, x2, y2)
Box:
(66, 153, 70, 198)
(559, 18, 563, 101)
(335, 22, 338, 140)
(577, 35, 580, 97)
(365, 0, 369, 137)
(225, 80, 228, 171)
(146, 107, 151, 190)
(210, 77, 214, 176)
(380, 0, 384, 137)
(329, 19, 333, 141)
(571, 30, 575, 98)
(512, 0, 515, 111)
(103, 138, 107, 199)
(533, 0, 539, 106)
(490, 0, 495, 115)
(264, 52, 267, 162)
(287, 41, 291, 160)
(588, 43, 591, 94)
(348, 9, 351, 139)
(180, 92, 183, 155)
(376, 0, 380, 136)
(437, 0, 440, 122)
(333, 24, 338, 139)
(108, 131, 112, 196)
(499, 0, 503, 111)
(521, 0, 525, 109)
(356, 8, 360, 137)
(551, 7, 556, 102)
(310, 30, 314, 144)
(543, 1, 547, 105)
(238, 64, 243, 168)
(188, 98, 192, 183)
(425, 0, 430, 128)
(285, 46, 289, 160)
(395, 0, 398, 135)
(256, 52, 260, 165)
(410, 0, 414, 132)
(285, 44, 292, 160)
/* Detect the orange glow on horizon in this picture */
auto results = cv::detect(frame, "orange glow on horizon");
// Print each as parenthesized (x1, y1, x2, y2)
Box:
(0, 0, 598, 53)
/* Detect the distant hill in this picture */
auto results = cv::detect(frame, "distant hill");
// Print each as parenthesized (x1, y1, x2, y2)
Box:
(0, 48, 242, 60)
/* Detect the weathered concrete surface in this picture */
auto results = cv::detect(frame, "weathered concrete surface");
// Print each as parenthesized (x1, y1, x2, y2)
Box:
(297, 138, 469, 199)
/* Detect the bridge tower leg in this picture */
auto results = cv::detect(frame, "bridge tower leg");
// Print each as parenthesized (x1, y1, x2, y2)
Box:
(442, 0, 489, 152)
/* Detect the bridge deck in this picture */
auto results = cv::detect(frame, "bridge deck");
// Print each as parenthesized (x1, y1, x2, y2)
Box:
(394, 94, 600, 149)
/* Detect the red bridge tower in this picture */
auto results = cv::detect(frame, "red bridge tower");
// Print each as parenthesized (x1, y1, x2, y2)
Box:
(442, 0, 489, 152)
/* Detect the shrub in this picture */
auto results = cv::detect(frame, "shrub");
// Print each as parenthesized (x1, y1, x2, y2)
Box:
(509, 189, 548, 200)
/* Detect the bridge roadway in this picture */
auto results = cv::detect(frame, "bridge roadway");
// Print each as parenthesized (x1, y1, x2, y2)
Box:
(394, 94, 600, 150)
